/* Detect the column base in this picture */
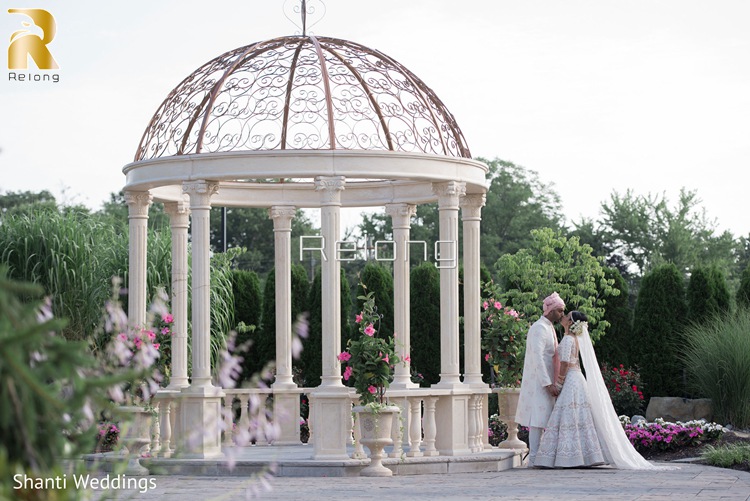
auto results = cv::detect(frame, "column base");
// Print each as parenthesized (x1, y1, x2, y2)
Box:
(272, 390, 301, 445)
(309, 386, 351, 460)
(177, 386, 225, 459)
(435, 394, 472, 456)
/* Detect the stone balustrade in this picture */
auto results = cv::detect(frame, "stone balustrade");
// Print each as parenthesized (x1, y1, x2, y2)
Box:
(149, 386, 490, 459)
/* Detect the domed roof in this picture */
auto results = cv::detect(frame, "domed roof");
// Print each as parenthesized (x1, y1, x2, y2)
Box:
(135, 35, 471, 161)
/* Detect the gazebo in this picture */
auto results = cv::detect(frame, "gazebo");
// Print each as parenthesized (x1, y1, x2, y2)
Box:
(122, 29, 492, 462)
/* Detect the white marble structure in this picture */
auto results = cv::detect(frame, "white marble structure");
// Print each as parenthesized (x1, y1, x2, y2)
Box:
(123, 33, 491, 460)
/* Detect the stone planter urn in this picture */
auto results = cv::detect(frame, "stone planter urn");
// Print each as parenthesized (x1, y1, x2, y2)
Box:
(494, 387, 526, 449)
(115, 405, 153, 475)
(353, 404, 400, 477)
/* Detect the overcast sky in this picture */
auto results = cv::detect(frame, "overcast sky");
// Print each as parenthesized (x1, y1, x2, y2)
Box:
(1, 0, 748, 236)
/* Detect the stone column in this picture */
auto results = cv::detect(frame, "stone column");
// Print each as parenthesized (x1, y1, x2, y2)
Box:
(310, 176, 350, 460)
(164, 200, 191, 390)
(432, 181, 472, 456)
(385, 203, 417, 389)
(124, 190, 152, 328)
(432, 181, 466, 388)
(183, 181, 218, 389)
(460, 194, 486, 387)
(315, 176, 346, 388)
(270, 205, 301, 445)
(180, 180, 223, 459)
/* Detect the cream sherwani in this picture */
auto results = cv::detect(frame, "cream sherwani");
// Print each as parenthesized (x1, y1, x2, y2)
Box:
(515, 316, 558, 428)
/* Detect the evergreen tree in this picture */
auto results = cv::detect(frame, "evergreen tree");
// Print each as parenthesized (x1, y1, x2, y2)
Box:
(632, 263, 687, 399)
(737, 264, 750, 309)
(687, 267, 713, 324)
(594, 267, 633, 366)
(301, 266, 351, 388)
(356, 262, 394, 339)
(410, 262, 441, 386)
(231, 269, 263, 381)
(709, 265, 731, 314)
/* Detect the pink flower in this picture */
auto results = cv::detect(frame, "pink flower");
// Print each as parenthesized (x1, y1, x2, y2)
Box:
(145, 330, 156, 341)
(484, 353, 491, 362)
(117, 333, 127, 342)
(343, 366, 353, 381)
(161, 327, 170, 335)
(494, 301, 502, 310)
(403, 354, 411, 363)
(367, 386, 377, 394)
(153, 343, 160, 350)
(364, 324, 375, 336)
(507, 309, 519, 318)
(162, 313, 174, 324)
(383, 353, 389, 364)
(482, 301, 489, 310)
(337, 351, 351, 362)
(134, 337, 143, 349)
(355, 313, 363, 324)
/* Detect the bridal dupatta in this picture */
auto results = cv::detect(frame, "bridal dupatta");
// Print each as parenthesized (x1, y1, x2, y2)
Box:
(578, 325, 676, 470)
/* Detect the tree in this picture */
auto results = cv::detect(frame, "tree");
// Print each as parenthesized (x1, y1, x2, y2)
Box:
(495, 228, 619, 342)
(477, 158, 565, 269)
(0, 189, 57, 217)
(632, 263, 687, 399)
(598, 188, 736, 281)
(356, 262, 394, 339)
(737, 263, 750, 309)
(409, 262, 441, 386)
(687, 267, 713, 324)
(209, 207, 316, 276)
(594, 267, 633, 367)
(301, 266, 351, 387)
(231, 269, 263, 381)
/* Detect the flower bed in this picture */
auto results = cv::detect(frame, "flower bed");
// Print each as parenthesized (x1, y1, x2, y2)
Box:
(621, 416, 725, 453)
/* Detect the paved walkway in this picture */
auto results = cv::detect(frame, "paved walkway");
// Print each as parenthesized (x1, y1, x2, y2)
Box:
(88, 462, 750, 500)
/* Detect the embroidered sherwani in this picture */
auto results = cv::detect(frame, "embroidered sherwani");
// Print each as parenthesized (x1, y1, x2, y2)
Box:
(515, 316, 558, 428)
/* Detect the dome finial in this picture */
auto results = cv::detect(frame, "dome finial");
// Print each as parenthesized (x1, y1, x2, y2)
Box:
(284, 0, 325, 36)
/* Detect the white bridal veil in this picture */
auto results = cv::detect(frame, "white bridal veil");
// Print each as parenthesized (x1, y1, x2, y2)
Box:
(578, 324, 674, 470)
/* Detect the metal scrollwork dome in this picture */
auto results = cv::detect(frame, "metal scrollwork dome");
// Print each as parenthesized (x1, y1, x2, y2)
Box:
(135, 35, 471, 161)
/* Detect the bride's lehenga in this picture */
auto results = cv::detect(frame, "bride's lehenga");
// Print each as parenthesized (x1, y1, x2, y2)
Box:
(534, 334, 606, 468)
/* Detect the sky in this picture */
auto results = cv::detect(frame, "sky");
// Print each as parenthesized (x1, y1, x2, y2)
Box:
(1, 0, 749, 237)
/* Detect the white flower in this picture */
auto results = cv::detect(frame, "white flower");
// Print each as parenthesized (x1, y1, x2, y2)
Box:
(570, 320, 587, 336)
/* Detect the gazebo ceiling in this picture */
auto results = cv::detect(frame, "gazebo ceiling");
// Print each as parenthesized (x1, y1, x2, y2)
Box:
(135, 35, 472, 162)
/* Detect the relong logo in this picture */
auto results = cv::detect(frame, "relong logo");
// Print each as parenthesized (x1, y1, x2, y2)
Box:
(8, 8, 59, 70)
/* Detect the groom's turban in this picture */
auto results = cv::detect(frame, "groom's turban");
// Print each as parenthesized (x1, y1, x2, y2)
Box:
(543, 292, 565, 315)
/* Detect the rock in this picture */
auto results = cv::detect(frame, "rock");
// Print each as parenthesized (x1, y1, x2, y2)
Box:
(645, 397, 713, 423)
(631, 415, 646, 424)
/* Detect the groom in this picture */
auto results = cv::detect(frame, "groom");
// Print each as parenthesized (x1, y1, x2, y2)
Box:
(515, 292, 565, 467)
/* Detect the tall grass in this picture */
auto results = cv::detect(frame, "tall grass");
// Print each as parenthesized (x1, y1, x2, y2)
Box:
(682, 309, 750, 428)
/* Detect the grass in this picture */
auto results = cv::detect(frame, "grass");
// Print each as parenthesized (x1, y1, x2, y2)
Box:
(681, 309, 750, 429)
(701, 443, 750, 468)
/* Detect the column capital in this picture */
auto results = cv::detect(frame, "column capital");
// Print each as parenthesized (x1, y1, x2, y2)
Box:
(314, 176, 346, 205)
(163, 199, 191, 218)
(269, 205, 296, 231)
(460, 193, 486, 220)
(384, 203, 417, 228)
(124, 190, 153, 218)
(432, 181, 466, 208)
(182, 180, 219, 208)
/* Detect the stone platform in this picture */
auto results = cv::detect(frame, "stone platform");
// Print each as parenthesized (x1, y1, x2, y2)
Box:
(87, 445, 523, 478)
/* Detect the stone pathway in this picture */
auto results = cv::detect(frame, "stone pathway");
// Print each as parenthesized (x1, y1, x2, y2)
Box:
(87, 463, 750, 500)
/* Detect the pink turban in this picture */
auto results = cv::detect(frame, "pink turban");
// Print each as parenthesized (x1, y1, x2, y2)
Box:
(543, 292, 565, 315)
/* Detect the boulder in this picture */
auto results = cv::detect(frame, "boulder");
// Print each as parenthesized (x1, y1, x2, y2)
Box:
(645, 397, 713, 423)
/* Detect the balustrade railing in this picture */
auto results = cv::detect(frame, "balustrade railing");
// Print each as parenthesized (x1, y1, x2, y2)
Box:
(154, 386, 490, 458)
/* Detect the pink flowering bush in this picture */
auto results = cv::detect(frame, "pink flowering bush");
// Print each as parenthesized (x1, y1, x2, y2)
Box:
(338, 288, 400, 406)
(601, 362, 645, 417)
(95, 422, 120, 452)
(481, 283, 528, 387)
(622, 417, 725, 452)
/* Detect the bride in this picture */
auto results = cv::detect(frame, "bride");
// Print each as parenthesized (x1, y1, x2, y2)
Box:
(534, 311, 665, 469)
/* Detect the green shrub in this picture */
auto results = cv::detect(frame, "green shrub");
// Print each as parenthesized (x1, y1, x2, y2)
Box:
(601, 363, 645, 417)
(632, 263, 686, 398)
(410, 262, 441, 386)
(595, 267, 633, 366)
(737, 264, 750, 308)
(682, 308, 750, 428)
